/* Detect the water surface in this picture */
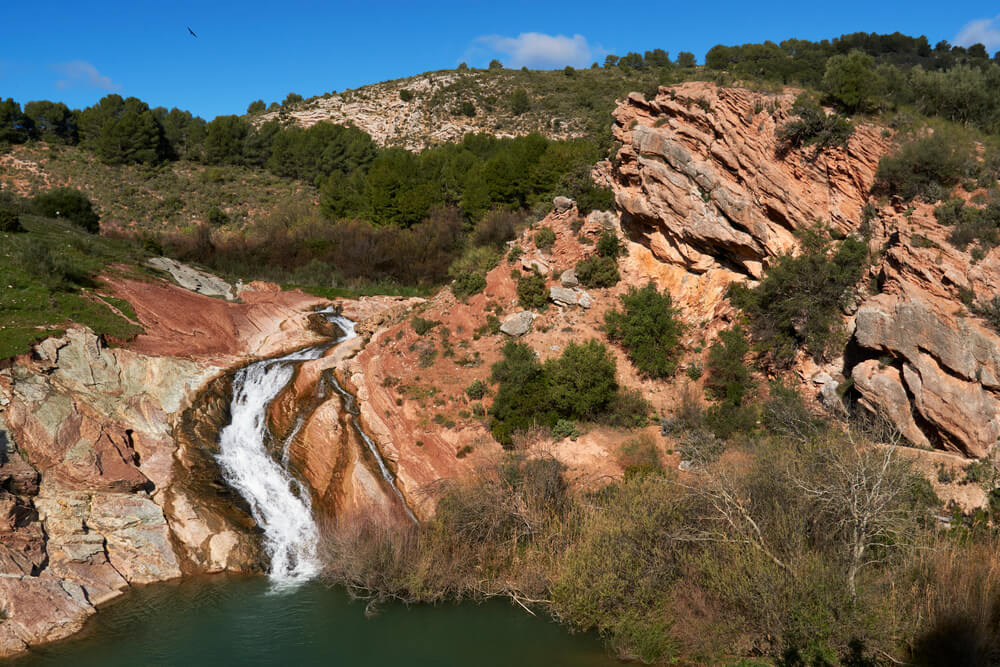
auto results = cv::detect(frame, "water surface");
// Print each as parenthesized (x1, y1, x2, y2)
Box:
(11, 576, 615, 667)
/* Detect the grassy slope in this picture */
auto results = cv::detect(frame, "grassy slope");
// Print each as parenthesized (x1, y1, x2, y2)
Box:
(0, 214, 149, 358)
(1, 143, 319, 234)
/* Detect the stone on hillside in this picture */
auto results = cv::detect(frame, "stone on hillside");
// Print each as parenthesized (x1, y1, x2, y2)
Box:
(560, 269, 579, 288)
(147, 257, 235, 301)
(549, 286, 578, 307)
(550, 286, 592, 309)
(553, 196, 575, 214)
(520, 256, 550, 276)
(500, 312, 537, 337)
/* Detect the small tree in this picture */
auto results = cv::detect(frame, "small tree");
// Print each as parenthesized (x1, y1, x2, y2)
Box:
(545, 340, 618, 420)
(604, 282, 684, 378)
(704, 325, 753, 406)
(510, 88, 530, 115)
(283, 92, 303, 106)
(822, 50, 881, 113)
(489, 59, 504, 70)
(246, 99, 266, 114)
(676, 51, 696, 68)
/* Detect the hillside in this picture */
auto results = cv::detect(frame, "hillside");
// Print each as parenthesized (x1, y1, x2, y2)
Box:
(0, 143, 318, 235)
(253, 67, 665, 150)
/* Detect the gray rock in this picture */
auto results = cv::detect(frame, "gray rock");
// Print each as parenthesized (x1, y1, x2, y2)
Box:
(576, 289, 593, 309)
(549, 286, 578, 307)
(147, 257, 235, 301)
(553, 196, 575, 213)
(500, 311, 537, 337)
(560, 269, 579, 288)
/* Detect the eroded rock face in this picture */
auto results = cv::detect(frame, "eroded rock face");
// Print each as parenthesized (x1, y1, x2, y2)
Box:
(0, 276, 332, 657)
(606, 81, 1000, 459)
(608, 82, 888, 279)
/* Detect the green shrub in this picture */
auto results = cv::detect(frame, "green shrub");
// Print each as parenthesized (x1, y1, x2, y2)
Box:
(517, 271, 549, 310)
(730, 231, 868, 367)
(599, 388, 653, 429)
(604, 282, 684, 378)
(935, 199, 1000, 251)
(544, 340, 618, 420)
(465, 379, 489, 400)
(873, 130, 974, 202)
(489, 341, 555, 446)
(704, 325, 754, 406)
(411, 316, 439, 336)
(575, 255, 620, 287)
(596, 229, 623, 258)
(0, 209, 23, 232)
(452, 271, 487, 298)
(776, 95, 854, 156)
(552, 419, 580, 441)
(31, 188, 100, 233)
(510, 88, 530, 115)
(399, 89, 414, 102)
(206, 206, 228, 226)
(534, 227, 556, 251)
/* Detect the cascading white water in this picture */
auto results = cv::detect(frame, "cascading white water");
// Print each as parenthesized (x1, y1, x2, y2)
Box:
(215, 311, 356, 584)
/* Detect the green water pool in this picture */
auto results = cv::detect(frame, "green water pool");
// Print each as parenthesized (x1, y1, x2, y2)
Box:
(8, 575, 616, 667)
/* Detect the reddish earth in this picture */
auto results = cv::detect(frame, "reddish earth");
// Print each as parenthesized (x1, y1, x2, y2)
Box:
(104, 277, 328, 360)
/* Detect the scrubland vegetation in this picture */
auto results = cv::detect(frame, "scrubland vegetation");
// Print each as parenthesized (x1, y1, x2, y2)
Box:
(8, 29, 1000, 666)
(0, 190, 145, 357)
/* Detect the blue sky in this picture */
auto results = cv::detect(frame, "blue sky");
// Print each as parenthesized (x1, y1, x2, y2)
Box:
(3, 1, 999, 120)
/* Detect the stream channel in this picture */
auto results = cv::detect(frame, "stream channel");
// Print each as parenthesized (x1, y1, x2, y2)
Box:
(9, 310, 615, 666)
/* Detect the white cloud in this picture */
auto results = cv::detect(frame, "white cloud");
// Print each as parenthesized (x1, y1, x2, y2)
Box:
(954, 15, 1000, 52)
(52, 61, 121, 91)
(473, 32, 600, 69)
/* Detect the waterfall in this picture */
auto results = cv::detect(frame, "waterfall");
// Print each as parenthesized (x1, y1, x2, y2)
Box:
(215, 310, 354, 583)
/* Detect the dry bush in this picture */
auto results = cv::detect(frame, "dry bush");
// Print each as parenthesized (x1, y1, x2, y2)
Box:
(906, 537, 1000, 666)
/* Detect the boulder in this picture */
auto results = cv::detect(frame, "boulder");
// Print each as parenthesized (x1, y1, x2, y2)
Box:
(520, 256, 550, 276)
(147, 257, 235, 301)
(500, 312, 537, 337)
(550, 286, 592, 309)
(560, 269, 579, 288)
(549, 286, 579, 307)
(851, 361, 931, 449)
(553, 196, 575, 214)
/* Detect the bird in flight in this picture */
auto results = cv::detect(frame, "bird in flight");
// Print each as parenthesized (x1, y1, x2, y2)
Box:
(187, 26, 198, 38)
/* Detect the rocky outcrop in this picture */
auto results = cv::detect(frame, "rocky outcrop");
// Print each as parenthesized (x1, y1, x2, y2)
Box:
(147, 257, 236, 301)
(500, 311, 537, 337)
(606, 82, 1000, 459)
(0, 276, 332, 657)
(608, 82, 888, 279)
(253, 71, 589, 151)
